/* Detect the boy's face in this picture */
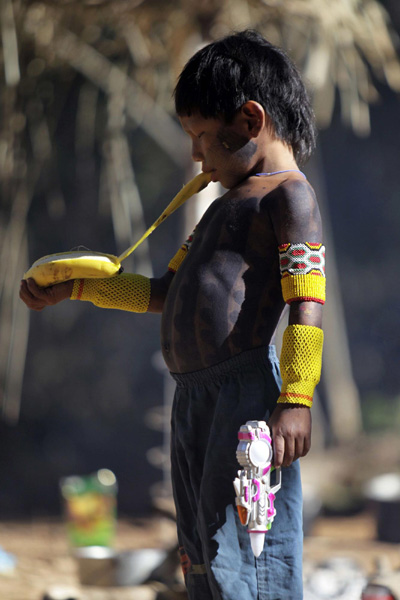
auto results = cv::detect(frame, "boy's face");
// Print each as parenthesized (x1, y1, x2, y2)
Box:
(179, 112, 260, 189)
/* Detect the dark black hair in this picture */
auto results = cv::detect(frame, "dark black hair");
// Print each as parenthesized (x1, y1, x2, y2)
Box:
(174, 30, 316, 165)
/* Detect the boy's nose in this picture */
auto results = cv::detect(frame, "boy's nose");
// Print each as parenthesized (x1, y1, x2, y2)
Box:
(191, 141, 203, 162)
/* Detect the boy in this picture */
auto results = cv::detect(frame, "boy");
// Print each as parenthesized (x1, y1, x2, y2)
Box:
(20, 30, 325, 600)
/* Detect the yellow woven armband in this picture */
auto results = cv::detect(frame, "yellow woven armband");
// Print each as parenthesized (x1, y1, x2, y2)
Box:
(71, 273, 151, 313)
(279, 243, 325, 304)
(168, 228, 196, 273)
(278, 324, 324, 407)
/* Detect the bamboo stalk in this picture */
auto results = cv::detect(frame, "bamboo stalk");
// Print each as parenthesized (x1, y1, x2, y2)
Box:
(35, 22, 189, 166)
(105, 88, 153, 277)
(0, 0, 20, 86)
(1, 234, 30, 424)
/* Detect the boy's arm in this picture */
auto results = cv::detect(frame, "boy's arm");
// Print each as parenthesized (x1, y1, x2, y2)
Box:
(268, 180, 325, 468)
(149, 272, 174, 313)
(19, 271, 174, 314)
(20, 228, 193, 313)
(268, 300, 321, 467)
(20, 227, 194, 313)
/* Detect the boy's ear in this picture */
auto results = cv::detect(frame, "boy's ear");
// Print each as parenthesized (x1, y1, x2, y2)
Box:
(240, 101, 267, 137)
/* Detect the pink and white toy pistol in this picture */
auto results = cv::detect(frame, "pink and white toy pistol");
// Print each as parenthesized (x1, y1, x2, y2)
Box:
(233, 420, 282, 558)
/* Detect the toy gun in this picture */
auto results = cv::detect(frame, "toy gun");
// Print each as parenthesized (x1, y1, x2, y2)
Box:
(233, 420, 281, 558)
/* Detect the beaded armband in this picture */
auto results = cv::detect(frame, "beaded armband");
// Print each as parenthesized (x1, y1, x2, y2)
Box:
(278, 324, 324, 407)
(168, 228, 196, 273)
(279, 242, 325, 304)
(71, 273, 151, 313)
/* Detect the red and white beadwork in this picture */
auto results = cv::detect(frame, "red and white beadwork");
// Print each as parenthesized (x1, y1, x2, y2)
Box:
(278, 242, 326, 304)
(278, 242, 325, 276)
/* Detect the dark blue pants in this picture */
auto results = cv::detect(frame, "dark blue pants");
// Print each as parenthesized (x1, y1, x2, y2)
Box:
(170, 346, 304, 600)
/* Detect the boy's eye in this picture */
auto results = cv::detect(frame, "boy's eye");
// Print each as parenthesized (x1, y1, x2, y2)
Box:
(197, 132, 205, 139)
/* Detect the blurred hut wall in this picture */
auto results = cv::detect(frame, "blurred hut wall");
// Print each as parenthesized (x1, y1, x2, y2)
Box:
(0, 0, 399, 515)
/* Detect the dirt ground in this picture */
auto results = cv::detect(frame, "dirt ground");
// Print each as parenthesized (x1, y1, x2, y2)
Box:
(3, 437, 400, 600)
(0, 516, 182, 600)
(1, 511, 400, 600)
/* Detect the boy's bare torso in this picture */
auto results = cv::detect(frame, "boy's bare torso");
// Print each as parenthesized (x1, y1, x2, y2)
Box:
(161, 174, 319, 373)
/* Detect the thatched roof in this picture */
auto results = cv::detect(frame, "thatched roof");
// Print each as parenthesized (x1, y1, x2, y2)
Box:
(3, 0, 399, 132)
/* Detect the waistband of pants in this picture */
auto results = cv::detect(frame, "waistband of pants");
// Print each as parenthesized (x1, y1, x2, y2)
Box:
(170, 345, 278, 387)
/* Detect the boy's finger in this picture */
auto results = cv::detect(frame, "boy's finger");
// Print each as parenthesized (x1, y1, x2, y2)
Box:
(302, 435, 311, 457)
(26, 277, 49, 299)
(293, 437, 304, 462)
(273, 435, 285, 468)
(282, 437, 295, 467)
(297, 435, 310, 459)
(20, 280, 35, 302)
(20, 280, 45, 309)
(26, 277, 41, 293)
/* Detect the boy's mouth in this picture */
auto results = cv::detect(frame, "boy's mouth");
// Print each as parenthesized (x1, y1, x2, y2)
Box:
(203, 169, 217, 182)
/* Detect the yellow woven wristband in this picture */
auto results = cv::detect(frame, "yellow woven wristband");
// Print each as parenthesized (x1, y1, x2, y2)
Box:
(278, 324, 324, 407)
(71, 273, 151, 313)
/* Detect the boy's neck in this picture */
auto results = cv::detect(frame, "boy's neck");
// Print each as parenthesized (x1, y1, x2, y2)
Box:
(254, 136, 299, 175)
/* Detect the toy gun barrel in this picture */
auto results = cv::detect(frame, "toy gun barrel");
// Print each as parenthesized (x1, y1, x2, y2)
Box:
(233, 420, 281, 557)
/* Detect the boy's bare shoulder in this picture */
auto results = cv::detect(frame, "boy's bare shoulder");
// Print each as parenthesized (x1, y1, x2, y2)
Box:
(206, 176, 321, 242)
(226, 175, 316, 208)
(264, 177, 317, 214)
(263, 178, 322, 243)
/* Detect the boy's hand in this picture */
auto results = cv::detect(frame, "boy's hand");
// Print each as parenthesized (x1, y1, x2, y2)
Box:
(268, 404, 311, 468)
(20, 278, 74, 311)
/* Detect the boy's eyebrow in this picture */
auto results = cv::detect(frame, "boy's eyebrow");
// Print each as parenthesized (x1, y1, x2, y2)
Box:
(180, 123, 199, 136)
